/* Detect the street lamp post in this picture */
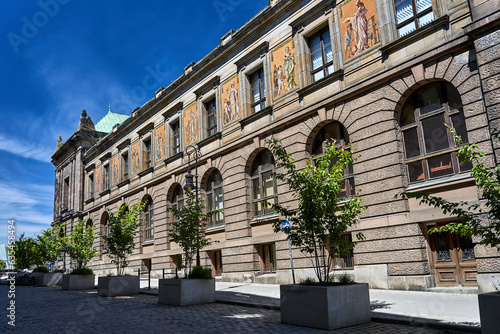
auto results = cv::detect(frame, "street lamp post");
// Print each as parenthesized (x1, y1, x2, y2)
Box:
(184, 144, 202, 266)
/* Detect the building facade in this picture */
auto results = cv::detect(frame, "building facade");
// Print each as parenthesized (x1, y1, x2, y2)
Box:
(52, 0, 500, 292)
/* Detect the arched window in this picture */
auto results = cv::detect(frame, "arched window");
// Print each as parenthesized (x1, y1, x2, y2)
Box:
(100, 212, 109, 251)
(85, 219, 93, 230)
(312, 122, 355, 198)
(400, 82, 471, 183)
(172, 185, 184, 210)
(142, 197, 154, 242)
(251, 149, 277, 217)
(206, 170, 224, 227)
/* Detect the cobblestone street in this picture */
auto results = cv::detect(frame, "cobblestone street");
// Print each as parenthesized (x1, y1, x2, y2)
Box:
(1, 285, 469, 333)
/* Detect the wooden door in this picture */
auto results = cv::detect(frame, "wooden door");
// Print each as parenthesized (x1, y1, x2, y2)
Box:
(429, 228, 477, 287)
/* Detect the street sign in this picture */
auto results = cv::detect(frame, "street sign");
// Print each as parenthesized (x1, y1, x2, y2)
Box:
(281, 220, 290, 231)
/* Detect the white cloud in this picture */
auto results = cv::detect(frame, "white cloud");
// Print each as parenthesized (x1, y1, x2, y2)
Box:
(0, 133, 53, 163)
(0, 181, 53, 228)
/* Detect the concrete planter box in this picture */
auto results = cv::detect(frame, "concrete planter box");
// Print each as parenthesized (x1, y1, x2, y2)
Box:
(158, 278, 215, 306)
(62, 274, 95, 290)
(39, 273, 63, 286)
(98, 276, 140, 297)
(479, 291, 500, 334)
(280, 283, 371, 330)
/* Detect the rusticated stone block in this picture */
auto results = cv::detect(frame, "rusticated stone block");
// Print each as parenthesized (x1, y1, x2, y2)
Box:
(389, 77, 409, 95)
(478, 58, 500, 79)
(476, 258, 500, 273)
(356, 249, 428, 265)
(434, 55, 453, 80)
(360, 223, 422, 240)
(355, 236, 426, 253)
(362, 200, 408, 218)
(387, 262, 430, 275)
(474, 30, 500, 52)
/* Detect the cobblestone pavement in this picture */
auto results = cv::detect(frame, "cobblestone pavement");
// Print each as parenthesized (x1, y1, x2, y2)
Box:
(1, 285, 468, 334)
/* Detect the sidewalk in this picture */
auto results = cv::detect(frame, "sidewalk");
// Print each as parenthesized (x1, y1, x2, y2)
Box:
(140, 279, 481, 332)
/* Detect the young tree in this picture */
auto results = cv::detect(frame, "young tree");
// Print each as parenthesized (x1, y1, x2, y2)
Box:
(11, 234, 38, 270)
(35, 224, 66, 272)
(167, 189, 218, 276)
(0, 261, 6, 269)
(400, 128, 500, 250)
(267, 138, 365, 284)
(103, 203, 145, 276)
(67, 219, 97, 271)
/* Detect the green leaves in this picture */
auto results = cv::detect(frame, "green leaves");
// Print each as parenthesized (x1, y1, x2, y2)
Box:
(167, 189, 219, 276)
(399, 128, 500, 251)
(267, 138, 365, 283)
(103, 203, 145, 276)
(67, 219, 97, 270)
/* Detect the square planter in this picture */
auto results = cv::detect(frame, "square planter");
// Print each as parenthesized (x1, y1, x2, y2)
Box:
(280, 283, 371, 330)
(39, 273, 63, 286)
(62, 274, 96, 290)
(98, 276, 140, 297)
(479, 291, 500, 334)
(158, 278, 215, 306)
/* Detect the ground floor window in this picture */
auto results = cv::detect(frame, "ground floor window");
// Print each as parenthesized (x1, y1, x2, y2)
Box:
(332, 234, 354, 269)
(210, 250, 223, 276)
(258, 243, 276, 273)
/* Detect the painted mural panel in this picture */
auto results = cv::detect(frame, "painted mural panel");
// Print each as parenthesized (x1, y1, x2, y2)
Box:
(63, 164, 70, 178)
(339, 0, 380, 61)
(111, 154, 119, 186)
(271, 37, 298, 99)
(95, 165, 102, 194)
(221, 74, 240, 126)
(183, 102, 199, 147)
(154, 123, 166, 163)
(130, 140, 141, 175)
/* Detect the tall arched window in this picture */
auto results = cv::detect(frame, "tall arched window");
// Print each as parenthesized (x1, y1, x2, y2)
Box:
(172, 185, 184, 210)
(400, 82, 471, 183)
(100, 212, 109, 251)
(206, 170, 224, 227)
(142, 196, 154, 242)
(312, 122, 355, 198)
(251, 149, 277, 217)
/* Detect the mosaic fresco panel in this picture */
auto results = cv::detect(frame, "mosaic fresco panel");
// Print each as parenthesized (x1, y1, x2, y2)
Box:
(183, 102, 199, 147)
(111, 154, 119, 186)
(95, 165, 102, 194)
(130, 140, 140, 175)
(339, 0, 380, 61)
(221, 74, 240, 126)
(154, 123, 166, 163)
(271, 37, 299, 99)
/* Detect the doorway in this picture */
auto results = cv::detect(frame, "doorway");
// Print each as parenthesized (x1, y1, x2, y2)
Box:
(428, 225, 477, 287)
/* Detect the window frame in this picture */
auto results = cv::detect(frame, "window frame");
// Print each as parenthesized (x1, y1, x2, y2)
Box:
(250, 68, 266, 114)
(171, 120, 181, 155)
(260, 243, 277, 273)
(308, 27, 334, 82)
(394, 0, 434, 37)
(400, 82, 470, 184)
(206, 170, 224, 227)
(143, 201, 154, 242)
(204, 98, 217, 137)
(103, 164, 110, 191)
(312, 122, 355, 198)
(121, 152, 129, 182)
(251, 150, 277, 217)
(88, 173, 94, 199)
(142, 137, 152, 170)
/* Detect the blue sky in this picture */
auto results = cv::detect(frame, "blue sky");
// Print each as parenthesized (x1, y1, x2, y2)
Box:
(0, 0, 268, 246)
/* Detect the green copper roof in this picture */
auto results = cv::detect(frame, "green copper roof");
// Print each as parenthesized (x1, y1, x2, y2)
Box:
(95, 111, 129, 133)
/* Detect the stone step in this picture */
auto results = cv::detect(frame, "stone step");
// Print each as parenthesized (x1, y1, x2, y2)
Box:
(427, 286, 478, 294)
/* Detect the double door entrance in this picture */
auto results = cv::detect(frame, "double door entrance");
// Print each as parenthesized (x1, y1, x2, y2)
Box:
(428, 225, 477, 287)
